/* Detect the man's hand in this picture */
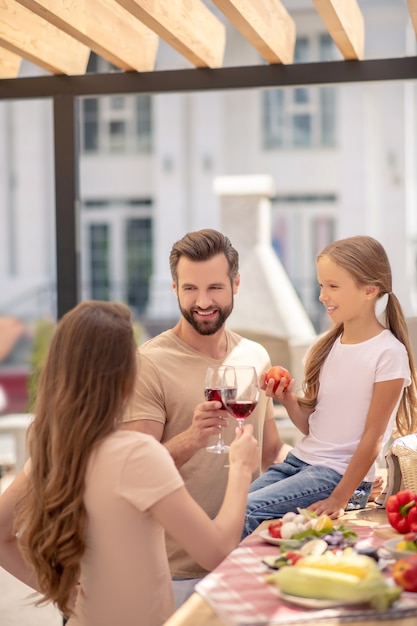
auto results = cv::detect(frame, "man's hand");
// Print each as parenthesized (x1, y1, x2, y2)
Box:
(121, 401, 229, 468)
(185, 400, 230, 450)
(164, 400, 229, 467)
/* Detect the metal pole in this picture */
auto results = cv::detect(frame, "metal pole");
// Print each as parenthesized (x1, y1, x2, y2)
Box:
(53, 95, 80, 319)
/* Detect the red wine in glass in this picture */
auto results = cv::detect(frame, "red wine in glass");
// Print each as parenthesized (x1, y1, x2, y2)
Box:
(221, 366, 259, 429)
(204, 387, 236, 409)
(223, 400, 258, 423)
(204, 367, 235, 454)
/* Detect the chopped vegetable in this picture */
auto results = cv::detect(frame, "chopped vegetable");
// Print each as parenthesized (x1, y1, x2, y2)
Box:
(268, 521, 283, 538)
(396, 531, 417, 552)
(386, 490, 417, 534)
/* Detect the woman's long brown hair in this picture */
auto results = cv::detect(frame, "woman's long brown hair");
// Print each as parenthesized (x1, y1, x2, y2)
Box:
(15, 301, 137, 616)
(298, 236, 417, 436)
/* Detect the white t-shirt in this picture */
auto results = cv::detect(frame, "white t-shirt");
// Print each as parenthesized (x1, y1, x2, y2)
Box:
(293, 330, 411, 481)
(68, 430, 184, 626)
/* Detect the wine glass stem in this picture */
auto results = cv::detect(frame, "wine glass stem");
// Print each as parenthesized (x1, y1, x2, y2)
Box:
(237, 419, 244, 430)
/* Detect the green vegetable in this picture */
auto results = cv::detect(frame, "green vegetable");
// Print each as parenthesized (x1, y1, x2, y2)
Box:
(266, 566, 401, 610)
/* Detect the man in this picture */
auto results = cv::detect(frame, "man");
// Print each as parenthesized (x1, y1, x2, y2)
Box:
(122, 229, 290, 606)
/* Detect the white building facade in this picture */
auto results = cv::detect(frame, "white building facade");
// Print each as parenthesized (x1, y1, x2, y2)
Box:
(0, 0, 416, 333)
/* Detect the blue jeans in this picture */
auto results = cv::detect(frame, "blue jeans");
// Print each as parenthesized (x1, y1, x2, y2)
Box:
(243, 453, 372, 537)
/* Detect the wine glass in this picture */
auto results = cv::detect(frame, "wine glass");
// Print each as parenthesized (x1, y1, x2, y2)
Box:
(204, 365, 235, 454)
(221, 366, 259, 429)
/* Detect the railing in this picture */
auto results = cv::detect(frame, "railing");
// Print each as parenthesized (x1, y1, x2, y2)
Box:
(0, 283, 57, 320)
(0, 413, 33, 474)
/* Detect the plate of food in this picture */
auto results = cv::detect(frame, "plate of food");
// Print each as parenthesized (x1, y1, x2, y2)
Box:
(258, 512, 358, 551)
(258, 530, 301, 547)
(383, 537, 417, 559)
(275, 590, 363, 609)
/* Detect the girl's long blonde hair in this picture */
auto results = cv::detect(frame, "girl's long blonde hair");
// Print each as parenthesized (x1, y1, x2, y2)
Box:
(299, 236, 417, 436)
(15, 301, 137, 616)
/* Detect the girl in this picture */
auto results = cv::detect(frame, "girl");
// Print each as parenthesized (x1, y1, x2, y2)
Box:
(244, 235, 417, 535)
(0, 301, 259, 626)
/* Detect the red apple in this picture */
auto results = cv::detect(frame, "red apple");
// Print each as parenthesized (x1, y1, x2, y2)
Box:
(265, 366, 291, 392)
(392, 554, 417, 592)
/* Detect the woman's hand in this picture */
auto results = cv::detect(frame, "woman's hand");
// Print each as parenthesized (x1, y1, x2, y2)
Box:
(229, 424, 259, 475)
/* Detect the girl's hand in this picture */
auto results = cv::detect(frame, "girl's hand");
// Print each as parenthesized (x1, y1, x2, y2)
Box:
(307, 495, 346, 519)
(229, 424, 259, 475)
(260, 371, 295, 403)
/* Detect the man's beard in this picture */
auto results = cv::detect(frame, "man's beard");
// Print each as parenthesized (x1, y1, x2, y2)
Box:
(179, 299, 234, 336)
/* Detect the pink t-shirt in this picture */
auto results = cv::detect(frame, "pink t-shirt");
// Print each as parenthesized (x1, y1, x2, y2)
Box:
(68, 430, 184, 626)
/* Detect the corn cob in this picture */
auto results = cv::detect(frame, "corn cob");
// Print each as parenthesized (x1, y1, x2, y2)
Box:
(265, 565, 402, 610)
(295, 552, 379, 579)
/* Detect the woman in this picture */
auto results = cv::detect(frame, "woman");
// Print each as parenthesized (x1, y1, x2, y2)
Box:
(0, 300, 259, 626)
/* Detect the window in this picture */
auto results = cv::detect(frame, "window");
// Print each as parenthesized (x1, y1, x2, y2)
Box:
(82, 202, 153, 315)
(263, 34, 337, 149)
(271, 195, 336, 332)
(126, 218, 153, 314)
(79, 54, 153, 154)
(89, 224, 110, 301)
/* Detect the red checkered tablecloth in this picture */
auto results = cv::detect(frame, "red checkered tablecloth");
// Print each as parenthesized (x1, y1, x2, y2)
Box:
(195, 525, 417, 626)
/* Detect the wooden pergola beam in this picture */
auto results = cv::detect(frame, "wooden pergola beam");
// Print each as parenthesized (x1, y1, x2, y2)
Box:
(0, 47, 22, 79)
(114, 0, 226, 68)
(0, 0, 90, 75)
(16, 0, 159, 72)
(212, 0, 295, 64)
(407, 0, 417, 38)
(312, 0, 364, 60)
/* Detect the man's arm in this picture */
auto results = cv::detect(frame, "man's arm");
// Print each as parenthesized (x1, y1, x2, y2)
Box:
(122, 349, 228, 467)
(120, 418, 200, 467)
(120, 400, 229, 469)
(120, 418, 163, 438)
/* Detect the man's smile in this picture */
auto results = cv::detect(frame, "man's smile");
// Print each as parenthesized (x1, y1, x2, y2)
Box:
(193, 309, 218, 319)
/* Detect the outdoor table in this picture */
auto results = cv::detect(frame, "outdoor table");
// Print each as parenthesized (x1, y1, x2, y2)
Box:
(163, 505, 417, 626)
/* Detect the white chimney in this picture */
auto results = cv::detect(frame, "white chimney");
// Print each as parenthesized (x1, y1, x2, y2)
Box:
(213, 174, 317, 388)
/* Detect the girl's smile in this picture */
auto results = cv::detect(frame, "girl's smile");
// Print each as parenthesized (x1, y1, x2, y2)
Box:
(317, 256, 369, 324)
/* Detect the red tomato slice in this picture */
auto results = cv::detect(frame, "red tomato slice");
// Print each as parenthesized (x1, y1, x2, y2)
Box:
(285, 551, 303, 565)
(268, 521, 283, 538)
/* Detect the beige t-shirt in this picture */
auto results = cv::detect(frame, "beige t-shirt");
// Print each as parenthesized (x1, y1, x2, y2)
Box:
(68, 430, 184, 626)
(124, 328, 274, 578)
